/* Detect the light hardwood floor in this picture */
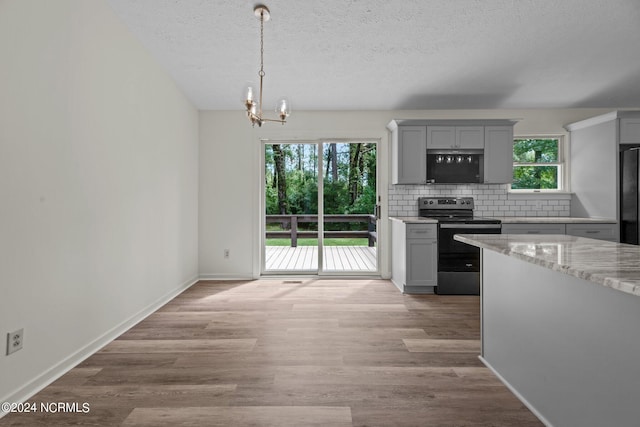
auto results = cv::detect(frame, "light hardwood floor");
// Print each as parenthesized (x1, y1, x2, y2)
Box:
(0, 279, 542, 426)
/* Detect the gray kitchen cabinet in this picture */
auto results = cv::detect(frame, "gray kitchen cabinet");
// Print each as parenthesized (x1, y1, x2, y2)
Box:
(390, 125, 427, 184)
(388, 119, 517, 186)
(565, 223, 618, 242)
(502, 222, 618, 242)
(484, 126, 514, 184)
(566, 111, 640, 219)
(391, 220, 437, 294)
(502, 223, 566, 235)
(406, 224, 437, 287)
(427, 126, 484, 149)
(620, 118, 640, 144)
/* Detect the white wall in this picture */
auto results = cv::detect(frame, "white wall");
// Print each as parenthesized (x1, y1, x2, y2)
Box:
(199, 111, 392, 279)
(0, 0, 199, 404)
(198, 108, 611, 280)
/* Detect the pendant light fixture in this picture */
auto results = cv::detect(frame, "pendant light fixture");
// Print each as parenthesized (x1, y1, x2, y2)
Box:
(242, 5, 290, 127)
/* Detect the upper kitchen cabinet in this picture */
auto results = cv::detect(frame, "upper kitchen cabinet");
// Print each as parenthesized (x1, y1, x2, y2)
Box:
(388, 123, 427, 184)
(620, 117, 640, 144)
(484, 126, 514, 184)
(388, 119, 517, 185)
(565, 111, 640, 219)
(427, 126, 484, 149)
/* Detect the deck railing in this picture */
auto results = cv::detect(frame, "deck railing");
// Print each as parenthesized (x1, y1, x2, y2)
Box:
(266, 214, 377, 247)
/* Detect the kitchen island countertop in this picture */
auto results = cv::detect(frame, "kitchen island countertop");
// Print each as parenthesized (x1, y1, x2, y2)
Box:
(390, 216, 616, 224)
(454, 234, 640, 297)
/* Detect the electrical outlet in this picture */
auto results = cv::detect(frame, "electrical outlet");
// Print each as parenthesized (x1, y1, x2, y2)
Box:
(6, 328, 23, 355)
(224, 249, 230, 259)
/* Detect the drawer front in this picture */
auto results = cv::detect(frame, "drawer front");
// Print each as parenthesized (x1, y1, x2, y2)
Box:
(566, 224, 617, 241)
(502, 224, 566, 235)
(407, 224, 437, 239)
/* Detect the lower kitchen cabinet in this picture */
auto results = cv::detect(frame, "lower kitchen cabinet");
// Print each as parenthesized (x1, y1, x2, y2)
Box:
(565, 223, 618, 242)
(391, 220, 437, 294)
(501, 223, 566, 235)
(502, 222, 618, 242)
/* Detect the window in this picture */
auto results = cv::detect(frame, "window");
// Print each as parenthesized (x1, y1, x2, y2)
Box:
(511, 137, 564, 191)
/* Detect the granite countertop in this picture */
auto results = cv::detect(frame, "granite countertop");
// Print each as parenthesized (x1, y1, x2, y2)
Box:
(391, 216, 616, 224)
(496, 217, 617, 224)
(454, 234, 640, 297)
(389, 216, 438, 224)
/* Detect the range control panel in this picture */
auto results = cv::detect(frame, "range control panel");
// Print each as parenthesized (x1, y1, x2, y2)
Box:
(418, 197, 474, 209)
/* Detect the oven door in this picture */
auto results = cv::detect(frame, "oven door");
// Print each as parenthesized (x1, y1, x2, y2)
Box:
(438, 223, 501, 260)
(437, 223, 501, 295)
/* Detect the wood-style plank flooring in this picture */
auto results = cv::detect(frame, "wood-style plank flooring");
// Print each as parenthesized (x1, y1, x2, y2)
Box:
(0, 279, 542, 426)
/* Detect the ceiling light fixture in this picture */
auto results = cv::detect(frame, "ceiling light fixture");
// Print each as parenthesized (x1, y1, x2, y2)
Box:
(242, 5, 290, 127)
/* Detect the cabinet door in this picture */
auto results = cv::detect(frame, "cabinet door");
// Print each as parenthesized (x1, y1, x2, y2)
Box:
(427, 126, 484, 149)
(427, 126, 456, 149)
(620, 118, 640, 144)
(484, 126, 514, 184)
(566, 223, 618, 241)
(456, 126, 484, 148)
(406, 239, 437, 286)
(397, 126, 427, 184)
(502, 223, 566, 234)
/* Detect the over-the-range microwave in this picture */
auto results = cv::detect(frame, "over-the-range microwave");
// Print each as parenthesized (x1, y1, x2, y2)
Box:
(426, 149, 483, 184)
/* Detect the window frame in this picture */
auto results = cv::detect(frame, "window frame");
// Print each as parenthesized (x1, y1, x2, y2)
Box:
(509, 135, 568, 193)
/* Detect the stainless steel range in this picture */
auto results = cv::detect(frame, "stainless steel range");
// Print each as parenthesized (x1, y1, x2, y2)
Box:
(418, 197, 501, 295)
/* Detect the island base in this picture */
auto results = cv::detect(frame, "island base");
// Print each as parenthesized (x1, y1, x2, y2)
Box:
(481, 249, 640, 427)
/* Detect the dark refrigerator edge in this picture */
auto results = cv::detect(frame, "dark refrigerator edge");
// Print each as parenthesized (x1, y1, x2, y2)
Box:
(620, 147, 640, 245)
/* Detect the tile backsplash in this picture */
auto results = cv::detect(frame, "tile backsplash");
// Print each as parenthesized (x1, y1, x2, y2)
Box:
(388, 184, 571, 217)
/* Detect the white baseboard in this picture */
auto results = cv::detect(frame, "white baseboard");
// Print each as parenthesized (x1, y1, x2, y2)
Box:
(198, 273, 254, 280)
(478, 356, 553, 427)
(0, 275, 199, 418)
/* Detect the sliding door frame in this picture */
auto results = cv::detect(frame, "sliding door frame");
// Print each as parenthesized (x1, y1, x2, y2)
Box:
(259, 138, 380, 277)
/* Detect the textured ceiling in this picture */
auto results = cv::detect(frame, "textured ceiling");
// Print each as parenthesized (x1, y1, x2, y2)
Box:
(107, 0, 640, 110)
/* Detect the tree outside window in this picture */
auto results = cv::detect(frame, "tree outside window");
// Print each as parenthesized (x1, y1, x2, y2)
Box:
(512, 138, 562, 190)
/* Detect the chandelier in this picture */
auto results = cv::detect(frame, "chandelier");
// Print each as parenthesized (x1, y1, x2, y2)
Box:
(242, 5, 290, 127)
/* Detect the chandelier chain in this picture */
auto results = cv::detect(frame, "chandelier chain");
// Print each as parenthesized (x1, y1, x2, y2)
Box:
(259, 12, 265, 78)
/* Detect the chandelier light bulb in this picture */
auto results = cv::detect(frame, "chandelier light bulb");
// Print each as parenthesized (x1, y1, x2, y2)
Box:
(276, 97, 290, 121)
(244, 84, 256, 103)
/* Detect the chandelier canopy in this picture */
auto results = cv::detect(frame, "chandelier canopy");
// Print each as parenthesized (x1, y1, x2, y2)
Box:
(242, 5, 290, 127)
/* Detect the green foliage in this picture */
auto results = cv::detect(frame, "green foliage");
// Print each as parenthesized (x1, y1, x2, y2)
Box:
(513, 139, 558, 163)
(347, 186, 376, 215)
(512, 139, 559, 189)
(512, 166, 558, 189)
(265, 142, 376, 216)
(323, 180, 351, 215)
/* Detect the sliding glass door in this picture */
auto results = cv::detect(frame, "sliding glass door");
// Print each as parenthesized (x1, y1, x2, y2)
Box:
(321, 141, 378, 273)
(263, 142, 319, 273)
(263, 140, 378, 275)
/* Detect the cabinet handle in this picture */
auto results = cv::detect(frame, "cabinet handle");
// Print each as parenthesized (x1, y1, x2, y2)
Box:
(585, 231, 599, 234)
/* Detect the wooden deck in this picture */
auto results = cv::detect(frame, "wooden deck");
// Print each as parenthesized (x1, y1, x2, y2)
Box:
(265, 245, 377, 272)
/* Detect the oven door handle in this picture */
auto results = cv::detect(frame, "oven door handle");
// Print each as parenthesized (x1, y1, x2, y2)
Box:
(440, 224, 501, 229)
